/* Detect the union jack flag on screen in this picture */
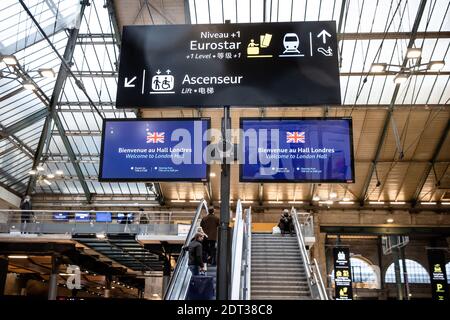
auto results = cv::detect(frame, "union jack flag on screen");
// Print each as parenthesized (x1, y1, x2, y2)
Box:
(286, 131, 305, 143)
(146, 132, 165, 143)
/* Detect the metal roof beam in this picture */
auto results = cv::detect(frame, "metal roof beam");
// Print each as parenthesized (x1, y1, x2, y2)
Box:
(23, 2, 91, 202)
(1, 109, 48, 136)
(105, 0, 122, 49)
(359, 0, 428, 204)
(337, 31, 450, 40)
(412, 119, 450, 203)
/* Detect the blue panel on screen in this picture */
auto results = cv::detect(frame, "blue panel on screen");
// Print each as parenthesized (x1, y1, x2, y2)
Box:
(240, 118, 355, 183)
(53, 212, 68, 221)
(96, 212, 112, 222)
(75, 212, 90, 221)
(99, 118, 210, 182)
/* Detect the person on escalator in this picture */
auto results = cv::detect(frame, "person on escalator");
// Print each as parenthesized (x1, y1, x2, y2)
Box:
(278, 209, 294, 236)
(200, 206, 220, 266)
(187, 232, 205, 276)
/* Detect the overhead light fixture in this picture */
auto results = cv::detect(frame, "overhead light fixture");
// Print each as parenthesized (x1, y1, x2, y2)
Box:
(1, 55, 18, 65)
(171, 199, 186, 203)
(288, 201, 304, 204)
(28, 170, 36, 175)
(189, 199, 201, 203)
(442, 202, 450, 205)
(312, 195, 320, 201)
(319, 200, 333, 205)
(428, 60, 445, 71)
(38, 68, 56, 78)
(8, 255, 28, 259)
(386, 218, 394, 223)
(391, 201, 406, 205)
(241, 200, 254, 204)
(406, 48, 422, 59)
(36, 166, 45, 171)
(47, 174, 55, 179)
(209, 172, 216, 177)
(330, 192, 337, 199)
(55, 170, 64, 175)
(369, 201, 385, 205)
(421, 202, 436, 205)
(342, 197, 351, 202)
(339, 201, 354, 205)
(370, 63, 387, 73)
(43, 179, 52, 185)
(268, 201, 284, 204)
(23, 81, 36, 91)
(394, 73, 409, 84)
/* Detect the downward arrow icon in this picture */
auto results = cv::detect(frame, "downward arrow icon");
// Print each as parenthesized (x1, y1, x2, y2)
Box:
(124, 76, 136, 87)
(317, 30, 331, 44)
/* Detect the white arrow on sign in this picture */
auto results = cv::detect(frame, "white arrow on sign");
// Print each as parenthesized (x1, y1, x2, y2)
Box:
(317, 30, 331, 44)
(124, 76, 136, 87)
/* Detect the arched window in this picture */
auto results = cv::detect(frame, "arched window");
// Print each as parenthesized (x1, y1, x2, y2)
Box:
(385, 259, 430, 284)
(446, 262, 450, 284)
(331, 256, 380, 288)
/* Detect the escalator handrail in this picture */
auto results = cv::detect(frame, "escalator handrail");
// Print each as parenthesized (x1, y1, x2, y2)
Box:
(244, 206, 252, 300)
(230, 199, 244, 299)
(292, 208, 328, 300)
(164, 199, 209, 300)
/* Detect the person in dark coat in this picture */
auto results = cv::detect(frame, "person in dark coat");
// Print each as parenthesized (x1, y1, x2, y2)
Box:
(200, 206, 220, 265)
(187, 232, 205, 276)
(20, 195, 33, 223)
(278, 209, 294, 236)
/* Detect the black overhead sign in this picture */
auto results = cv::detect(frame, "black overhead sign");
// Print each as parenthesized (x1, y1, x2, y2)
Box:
(116, 22, 341, 108)
(333, 247, 353, 300)
(427, 249, 449, 301)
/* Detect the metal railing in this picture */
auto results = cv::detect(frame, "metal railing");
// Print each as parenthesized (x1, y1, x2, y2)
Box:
(230, 200, 251, 300)
(292, 208, 328, 300)
(164, 199, 209, 300)
(0, 208, 196, 235)
(242, 206, 252, 300)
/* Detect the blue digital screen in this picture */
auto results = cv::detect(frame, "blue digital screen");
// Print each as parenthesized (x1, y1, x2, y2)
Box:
(53, 212, 68, 221)
(96, 212, 112, 223)
(117, 213, 134, 222)
(240, 118, 355, 182)
(99, 119, 210, 181)
(75, 212, 90, 221)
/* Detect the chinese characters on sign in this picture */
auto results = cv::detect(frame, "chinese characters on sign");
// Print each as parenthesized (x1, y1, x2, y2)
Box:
(116, 22, 341, 108)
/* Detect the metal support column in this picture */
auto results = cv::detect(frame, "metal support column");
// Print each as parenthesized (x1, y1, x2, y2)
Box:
(217, 105, 231, 300)
(391, 244, 404, 300)
(48, 255, 60, 300)
(0, 257, 8, 296)
(400, 246, 410, 300)
(104, 274, 112, 298)
(162, 258, 171, 296)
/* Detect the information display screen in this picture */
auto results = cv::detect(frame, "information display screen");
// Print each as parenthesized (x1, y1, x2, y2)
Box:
(53, 212, 69, 221)
(96, 212, 112, 223)
(99, 118, 210, 182)
(240, 118, 354, 182)
(75, 212, 90, 221)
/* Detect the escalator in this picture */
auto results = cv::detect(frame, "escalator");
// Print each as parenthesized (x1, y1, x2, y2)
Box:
(248, 208, 328, 300)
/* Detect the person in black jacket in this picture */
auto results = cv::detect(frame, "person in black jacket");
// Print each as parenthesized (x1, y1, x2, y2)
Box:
(20, 195, 33, 234)
(187, 232, 205, 276)
(20, 195, 33, 222)
(278, 209, 294, 236)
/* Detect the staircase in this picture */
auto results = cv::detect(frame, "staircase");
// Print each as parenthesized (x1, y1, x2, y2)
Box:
(251, 233, 311, 300)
